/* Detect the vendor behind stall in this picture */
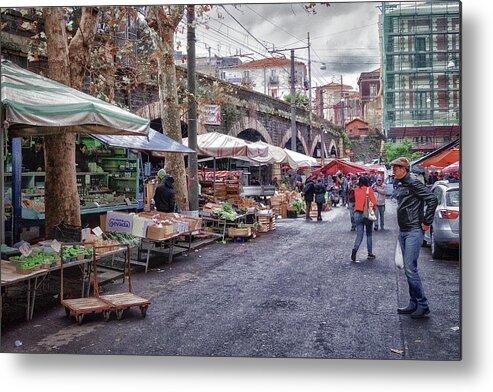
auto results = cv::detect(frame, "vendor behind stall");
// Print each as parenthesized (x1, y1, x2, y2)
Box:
(154, 169, 178, 213)
(75, 143, 90, 172)
(24, 139, 45, 172)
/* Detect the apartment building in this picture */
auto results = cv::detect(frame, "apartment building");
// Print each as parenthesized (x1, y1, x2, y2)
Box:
(381, 1, 461, 153)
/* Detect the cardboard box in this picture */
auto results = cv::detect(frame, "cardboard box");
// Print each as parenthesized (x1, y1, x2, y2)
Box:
(132, 215, 155, 238)
(146, 224, 174, 240)
(106, 211, 133, 233)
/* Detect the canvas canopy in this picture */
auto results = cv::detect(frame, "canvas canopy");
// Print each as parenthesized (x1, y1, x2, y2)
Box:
(420, 147, 459, 168)
(442, 160, 460, 175)
(283, 148, 318, 170)
(182, 132, 268, 158)
(314, 159, 369, 175)
(1, 59, 150, 137)
(247, 141, 288, 165)
(92, 128, 194, 154)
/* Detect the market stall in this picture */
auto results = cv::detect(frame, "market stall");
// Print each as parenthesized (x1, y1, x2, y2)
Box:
(313, 159, 369, 175)
(1, 59, 150, 245)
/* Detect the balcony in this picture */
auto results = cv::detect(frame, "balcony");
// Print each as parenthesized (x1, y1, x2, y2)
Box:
(269, 75, 279, 84)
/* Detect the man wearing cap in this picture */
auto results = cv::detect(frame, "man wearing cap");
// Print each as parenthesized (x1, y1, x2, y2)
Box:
(390, 157, 438, 319)
(153, 169, 177, 213)
(372, 175, 387, 230)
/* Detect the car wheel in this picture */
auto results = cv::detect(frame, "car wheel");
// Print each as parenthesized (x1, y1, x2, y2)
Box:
(430, 229, 444, 259)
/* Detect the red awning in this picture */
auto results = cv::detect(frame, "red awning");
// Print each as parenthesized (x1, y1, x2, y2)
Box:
(420, 147, 459, 167)
(442, 161, 459, 175)
(313, 159, 369, 176)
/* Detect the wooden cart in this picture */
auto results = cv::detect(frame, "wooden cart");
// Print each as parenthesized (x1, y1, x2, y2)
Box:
(97, 244, 150, 320)
(60, 243, 112, 325)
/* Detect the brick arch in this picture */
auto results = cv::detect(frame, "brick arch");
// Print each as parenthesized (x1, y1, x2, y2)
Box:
(229, 116, 273, 144)
(280, 130, 309, 156)
(136, 102, 209, 135)
(309, 134, 329, 158)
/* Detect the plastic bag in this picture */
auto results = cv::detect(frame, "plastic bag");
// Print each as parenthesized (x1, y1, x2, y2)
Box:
(395, 240, 404, 269)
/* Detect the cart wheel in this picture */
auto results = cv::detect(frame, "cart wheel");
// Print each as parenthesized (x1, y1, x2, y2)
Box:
(65, 307, 71, 317)
(140, 305, 148, 318)
(116, 309, 124, 320)
(103, 310, 111, 321)
(75, 314, 84, 325)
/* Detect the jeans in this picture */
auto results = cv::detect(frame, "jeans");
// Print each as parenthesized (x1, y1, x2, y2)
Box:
(348, 201, 355, 228)
(316, 202, 323, 219)
(353, 211, 373, 254)
(399, 228, 428, 309)
(375, 205, 385, 228)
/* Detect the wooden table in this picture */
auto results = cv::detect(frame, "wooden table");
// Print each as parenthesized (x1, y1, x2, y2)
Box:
(1, 258, 92, 321)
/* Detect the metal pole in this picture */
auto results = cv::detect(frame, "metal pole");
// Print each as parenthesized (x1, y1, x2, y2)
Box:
(320, 126, 325, 166)
(307, 32, 312, 127)
(290, 49, 296, 152)
(187, 5, 199, 211)
(0, 106, 5, 244)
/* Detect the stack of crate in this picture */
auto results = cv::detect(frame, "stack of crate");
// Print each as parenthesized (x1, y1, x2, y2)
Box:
(225, 179, 241, 200)
(257, 210, 275, 233)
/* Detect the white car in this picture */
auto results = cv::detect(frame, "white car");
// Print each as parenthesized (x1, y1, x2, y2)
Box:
(423, 180, 460, 258)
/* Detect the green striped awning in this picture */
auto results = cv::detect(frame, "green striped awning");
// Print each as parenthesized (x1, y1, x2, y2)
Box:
(1, 59, 150, 137)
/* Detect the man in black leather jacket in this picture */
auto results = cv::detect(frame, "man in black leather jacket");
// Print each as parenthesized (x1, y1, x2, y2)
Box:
(390, 157, 438, 319)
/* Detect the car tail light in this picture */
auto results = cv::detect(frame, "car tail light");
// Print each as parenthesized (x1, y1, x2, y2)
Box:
(438, 209, 459, 219)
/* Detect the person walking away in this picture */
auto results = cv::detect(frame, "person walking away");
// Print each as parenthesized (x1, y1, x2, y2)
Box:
(154, 169, 177, 213)
(390, 157, 438, 319)
(347, 174, 358, 231)
(313, 177, 326, 221)
(351, 176, 376, 261)
(302, 175, 315, 221)
(372, 175, 387, 230)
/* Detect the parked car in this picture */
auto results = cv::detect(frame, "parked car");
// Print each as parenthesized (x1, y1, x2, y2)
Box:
(423, 180, 460, 258)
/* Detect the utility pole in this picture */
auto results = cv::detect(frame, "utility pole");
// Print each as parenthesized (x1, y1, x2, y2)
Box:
(290, 49, 296, 151)
(269, 42, 311, 152)
(187, 5, 199, 211)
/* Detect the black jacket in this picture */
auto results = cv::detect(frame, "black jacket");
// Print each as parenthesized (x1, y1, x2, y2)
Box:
(154, 176, 176, 213)
(302, 178, 315, 202)
(395, 173, 438, 231)
(314, 183, 326, 204)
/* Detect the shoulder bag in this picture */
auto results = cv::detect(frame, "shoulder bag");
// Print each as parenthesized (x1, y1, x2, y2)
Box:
(363, 187, 377, 221)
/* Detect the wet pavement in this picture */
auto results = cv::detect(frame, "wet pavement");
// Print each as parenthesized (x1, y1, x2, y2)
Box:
(1, 201, 460, 359)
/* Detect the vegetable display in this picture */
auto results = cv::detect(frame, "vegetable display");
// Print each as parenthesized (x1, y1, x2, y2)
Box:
(212, 202, 238, 221)
(289, 199, 304, 214)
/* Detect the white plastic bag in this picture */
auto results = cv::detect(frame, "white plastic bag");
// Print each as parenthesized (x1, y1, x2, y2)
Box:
(395, 240, 404, 269)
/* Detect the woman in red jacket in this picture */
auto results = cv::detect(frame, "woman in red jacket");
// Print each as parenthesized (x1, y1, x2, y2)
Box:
(351, 176, 377, 262)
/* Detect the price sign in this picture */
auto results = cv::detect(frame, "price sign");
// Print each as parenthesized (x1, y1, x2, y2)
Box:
(92, 226, 103, 237)
(50, 239, 61, 253)
(19, 243, 32, 257)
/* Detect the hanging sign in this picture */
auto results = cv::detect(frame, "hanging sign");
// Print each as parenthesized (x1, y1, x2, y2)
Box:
(202, 105, 221, 126)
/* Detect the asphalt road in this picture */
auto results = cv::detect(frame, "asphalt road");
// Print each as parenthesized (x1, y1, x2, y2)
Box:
(1, 200, 461, 360)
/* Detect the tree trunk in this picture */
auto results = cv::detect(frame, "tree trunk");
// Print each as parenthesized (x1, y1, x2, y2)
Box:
(43, 7, 99, 237)
(147, 5, 189, 211)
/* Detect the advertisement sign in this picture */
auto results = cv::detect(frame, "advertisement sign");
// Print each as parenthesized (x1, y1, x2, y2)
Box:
(202, 105, 221, 126)
(106, 211, 133, 233)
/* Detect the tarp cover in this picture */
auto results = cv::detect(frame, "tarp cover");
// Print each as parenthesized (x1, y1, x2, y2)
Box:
(314, 159, 369, 175)
(420, 147, 460, 168)
(1, 59, 150, 136)
(442, 160, 460, 175)
(247, 141, 287, 164)
(92, 128, 194, 154)
(283, 148, 318, 169)
(183, 132, 268, 158)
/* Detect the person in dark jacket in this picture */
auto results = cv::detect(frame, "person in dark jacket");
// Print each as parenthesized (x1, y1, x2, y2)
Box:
(391, 157, 438, 319)
(154, 172, 176, 213)
(313, 177, 326, 221)
(24, 139, 45, 171)
(302, 175, 315, 221)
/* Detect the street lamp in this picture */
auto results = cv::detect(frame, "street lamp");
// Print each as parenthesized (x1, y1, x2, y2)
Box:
(340, 96, 345, 128)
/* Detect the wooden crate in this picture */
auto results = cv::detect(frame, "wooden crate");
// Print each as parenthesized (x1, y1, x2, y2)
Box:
(227, 227, 252, 238)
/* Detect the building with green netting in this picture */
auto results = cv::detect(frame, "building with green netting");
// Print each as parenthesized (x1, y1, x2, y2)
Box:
(381, 1, 460, 153)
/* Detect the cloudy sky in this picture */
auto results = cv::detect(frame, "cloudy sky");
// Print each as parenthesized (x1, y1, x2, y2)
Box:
(182, 1, 382, 90)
